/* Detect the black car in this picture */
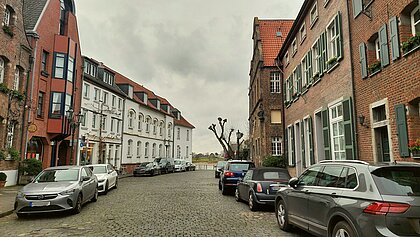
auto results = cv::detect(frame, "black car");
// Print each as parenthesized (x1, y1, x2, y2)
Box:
(218, 160, 255, 195)
(275, 160, 420, 237)
(154, 158, 174, 174)
(185, 162, 196, 171)
(235, 167, 290, 211)
(133, 162, 160, 176)
(214, 161, 227, 178)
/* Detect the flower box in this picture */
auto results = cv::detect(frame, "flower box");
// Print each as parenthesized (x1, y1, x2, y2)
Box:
(409, 139, 420, 158)
(401, 35, 420, 54)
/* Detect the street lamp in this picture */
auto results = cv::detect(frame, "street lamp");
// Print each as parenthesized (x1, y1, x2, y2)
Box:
(236, 130, 243, 160)
(66, 108, 83, 165)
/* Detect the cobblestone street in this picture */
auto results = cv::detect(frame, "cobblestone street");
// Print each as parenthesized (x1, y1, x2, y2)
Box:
(0, 171, 312, 237)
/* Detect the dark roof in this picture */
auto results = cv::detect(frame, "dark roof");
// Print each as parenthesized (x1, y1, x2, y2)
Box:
(83, 74, 127, 98)
(23, 0, 48, 31)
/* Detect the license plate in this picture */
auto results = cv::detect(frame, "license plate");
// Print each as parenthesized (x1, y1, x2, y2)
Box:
(271, 185, 280, 191)
(29, 201, 50, 207)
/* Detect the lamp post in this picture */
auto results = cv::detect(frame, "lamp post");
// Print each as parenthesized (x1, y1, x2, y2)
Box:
(236, 130, 243, 160)
(66, 108, 83, 165)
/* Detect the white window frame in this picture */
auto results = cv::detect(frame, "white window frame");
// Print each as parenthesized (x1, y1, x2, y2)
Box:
(145, 142, 149, 158)
(284, 51, 290, 66)
(94, 88, 100, 101)
(270, 72, 281, 93)
(137, 141, 141, 158)
(128, 111, 134, 129)
(312, 41, 320, 77)
(292, 38, 298, 55)
(329, 102, 345, 160)
(300, 23, 307, 43)
(14, 68, 19, 90)
(138, 114, 143, 131)
(292, 67, 298, 95)
(0, 58, 4, 83)
(287, 125, 294, 166)
(152, 143, 156, 158)
(54, 53, 65, 79)
(153, 119, 157, 134)
(145, 117, 150, 133)
(6, 122, 14, 148)
(302, 56, 308, 87)
(411, 6, 420, 35)
(127, 139, 133, 156)
(271, 137, 281, 156)
(310, 2, 319, 26)
(375, 38, 381, 60)
(303, 116, 311, 167)
(92, 112, 97, 128)
(3, 7, 10, 26)
(83, 83, 90, 98)
(327, 17, 339, 60)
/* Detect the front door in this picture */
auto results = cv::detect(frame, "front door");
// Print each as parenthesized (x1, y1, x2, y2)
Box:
(375, 126, 390, 162)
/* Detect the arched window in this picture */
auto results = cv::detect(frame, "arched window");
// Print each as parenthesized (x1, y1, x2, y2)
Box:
(159, 121, 164, 136)
(152, 143, 156, 158)
(145, 142, 149, 158)
(127, 139, 133, 156)
(177, 145, 181, 159)
(145, 116, 151, 132)
(128, 110, 135, 129)
(138, 113, 143, 130)
(14, 68, 20, 90)
(159, 144, 163, 157)
(137, 141, 141, 157)
(153, 119, 158, 134)
(168, 123, 172, 138)
(0, 58, 4, 84)
(3, 6, 13, 27)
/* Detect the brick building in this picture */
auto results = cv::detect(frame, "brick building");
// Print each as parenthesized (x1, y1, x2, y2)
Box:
(278, 0, 356, 176)
(349, 0, 420, 162)
(249, 18, 293, 166)
(24, 0, 83, 168)
(0, 0, 31, 186)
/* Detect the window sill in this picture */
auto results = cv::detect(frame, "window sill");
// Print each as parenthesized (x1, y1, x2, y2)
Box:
(127, 156, 132, 159)
(41, 71, 49, 77)
(300, 36, 307, 45)
(292, 50, 297, 57)
(364, 0, 374, 10)
(323, 0, 330, 8)
(83, 96, 90, 100)
(326, 61, 339, 73)
(402, 45, 420, 57)
(369, 69, 381, 77)
(81, 127, 88, 130)
(92, 129, 98, 132)
(35, 116, 44, 121)
(310, 17, 318, 29)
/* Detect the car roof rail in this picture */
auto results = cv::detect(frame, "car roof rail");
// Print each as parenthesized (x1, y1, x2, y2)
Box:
(319, 160, 369, 165)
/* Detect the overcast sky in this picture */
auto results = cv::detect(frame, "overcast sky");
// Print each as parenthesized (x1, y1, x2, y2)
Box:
(76, 0, 304, 154)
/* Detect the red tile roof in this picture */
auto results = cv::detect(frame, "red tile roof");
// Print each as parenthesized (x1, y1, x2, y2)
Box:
(258, 19, 294, 67)
(175, 115, 195, 129)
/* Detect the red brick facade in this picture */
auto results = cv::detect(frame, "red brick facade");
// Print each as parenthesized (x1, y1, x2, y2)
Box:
(349, 0, 420, 162)
(0, 0, 31, 171)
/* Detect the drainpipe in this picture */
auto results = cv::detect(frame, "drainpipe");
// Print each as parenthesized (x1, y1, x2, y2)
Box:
(23, 31, 39, 160)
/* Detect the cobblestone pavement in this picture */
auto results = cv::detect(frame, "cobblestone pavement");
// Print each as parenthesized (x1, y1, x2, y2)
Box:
(0, 171, 314, 237)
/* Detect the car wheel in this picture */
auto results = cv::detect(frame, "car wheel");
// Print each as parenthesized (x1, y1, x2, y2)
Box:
(150, 171, 154, 177)
(276, 199, 291, 231)
(332, 221, 355, 237)
(248, 193, 259, 211)
(72, 194, 82, 214)
(104, 181, 109, 195)
(218, 181, 222, 190)
(235, 188, 241, 202)
(91, 188, 98, 202)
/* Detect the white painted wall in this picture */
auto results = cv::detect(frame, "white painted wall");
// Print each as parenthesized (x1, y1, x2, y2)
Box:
(174, 125, 193, 163)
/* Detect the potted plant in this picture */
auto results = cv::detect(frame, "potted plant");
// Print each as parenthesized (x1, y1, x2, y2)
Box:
(401, 35, 420, 54)
(0, 172, 7, 188)
(8, 147, 20, 160)
(408, 139, 420, 158)
(19, 158, 42, 184)
(0, 150, 5, 160)
(327, 56, 338, 67)
(368, 60, 381, 74)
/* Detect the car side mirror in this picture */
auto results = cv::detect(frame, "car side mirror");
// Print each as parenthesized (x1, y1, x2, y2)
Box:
(82, 176, 90, 182)
(288, 177, 299, 188)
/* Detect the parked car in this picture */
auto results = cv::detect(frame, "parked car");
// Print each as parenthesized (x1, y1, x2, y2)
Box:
(185, 162, 196, 171)
(219, 160, 255, 195)
(235, 167, 290, 211)
(154, 158, 174, 174)
(214, 160, 227, 178)
(174, 159, 186, 172)
(86, 164, 118, 194)
(275, 160, 420, 237)
(15, 166, 98, 218)
(133, 162, 160, 176)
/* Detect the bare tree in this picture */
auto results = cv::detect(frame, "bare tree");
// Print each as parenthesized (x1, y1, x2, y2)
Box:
(208, 117, 235, 160)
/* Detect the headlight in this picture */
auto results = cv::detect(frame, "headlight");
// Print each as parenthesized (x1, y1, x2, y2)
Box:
(98, 179, 106, 183)
(16, 191, 25, 198)
(60, 189, 76, 195)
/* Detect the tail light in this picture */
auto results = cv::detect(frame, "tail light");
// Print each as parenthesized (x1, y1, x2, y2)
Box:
(224, 171, 234, 177)
(363, 202, 410, 215)
(256, 183, 263, 193)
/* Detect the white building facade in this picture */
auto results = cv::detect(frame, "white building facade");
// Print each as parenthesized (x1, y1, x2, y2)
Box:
(173, 109, 194, 163)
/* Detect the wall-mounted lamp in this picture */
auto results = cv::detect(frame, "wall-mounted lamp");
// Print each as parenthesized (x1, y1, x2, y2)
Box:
(358, 115, 369, 128)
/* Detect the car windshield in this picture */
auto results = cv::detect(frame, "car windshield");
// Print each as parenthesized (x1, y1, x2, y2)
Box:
(229, 163, 253, 172)
(217, 161, 227, 168)
(35, 169, 79, 182)
(139, 162, 150, 167)
(159, 160, 167, 164)
(90, 166, 107, 174)
(372, 167, 420, 196)
(257, 171, 290, 181)
(174, 160, 181, 165)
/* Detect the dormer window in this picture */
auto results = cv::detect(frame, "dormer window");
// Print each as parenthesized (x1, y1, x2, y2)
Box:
(284, 51, 290, 66)
(83, 60, 97, 77)
(103, 71, 114, 85)
(300, 23, 307, 43)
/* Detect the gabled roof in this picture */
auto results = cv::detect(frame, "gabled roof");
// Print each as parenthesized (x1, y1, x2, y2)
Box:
(23, 0, 48, 31)
(257, 19, 294, 67)
(174, 115, 195, 129)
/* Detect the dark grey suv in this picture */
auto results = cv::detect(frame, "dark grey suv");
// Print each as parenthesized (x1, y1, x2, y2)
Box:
(275, 160, 420, 237)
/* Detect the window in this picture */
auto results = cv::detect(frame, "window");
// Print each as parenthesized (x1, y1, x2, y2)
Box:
(81, 109, 86, 126)
(103, 71, 114, 85)
(177, 128, 180, 140)
(41, 51, 49, 73)
(37, 92, 45, 118)
(83, 60, 97, 77)
(272, 137, 281, 156)
(330, 103, 345, 160)
(54, 53, 66, 78)
(103, 92, 108, 104)
(116, 120, 120, 133)
(373, 104, 386, 122)
(270, 72, 281, 93)
(298, 166, 321, 186)
(92, 112, 97, 128)
(153, 119, 157, 134)
(6, 122, 15, 148)
(310, 2, 318, 26)
(303, 117, 314, 166)
(168, 123, 172, 137)
(67, 56, 74, 82)
(302, 56, 308, 88)
(271, 110, 281, 124)
(128, 111, 134, 129)
(375, 38, 381, 60)
(186, 146, 189, 158)
(292, 68, 298, 96)
(138, 114, 143, 130)
(177, 145, 181, 159)
(287, 126, 295, 166)
(101, 115, 107, 131)
(284, 52, 290, 66)
(83, 83, 90, 98)
(118, 98, 122, 109)
(110, 118, 114, 132)
(159, 144, 163, 157)
(312, 41, 320, 78)
(145, 117, 150, 132)
(127, 140, 133, 156)
(186, 130, 189, 141)
(0, 58, 4, 83)
(94, 88, 100, 101)
(318, 166, 344, 187)
(160, 121, 164, 136)
(412, 6, 420, 35)
(112, 95, 116, 107)
(50, 92, 62, 118)
(137, 141, 141, 158)
(152, 143, 156, 158)
(285, 77, 291, 103)
(13, 68, 19, 90)
(326, 13, 342, 61)
(300, 23, 306, 42)
(145, 142, 149, 158)
(292, 38, 297, 55)
(64, 94, 71, 115)
(3, 7, 11, 26)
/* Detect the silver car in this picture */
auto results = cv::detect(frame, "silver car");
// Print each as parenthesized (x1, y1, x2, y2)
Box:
(15, 166, 98, 218)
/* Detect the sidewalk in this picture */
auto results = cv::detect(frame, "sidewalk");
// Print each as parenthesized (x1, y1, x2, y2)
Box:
(0, 174, 133, 218)
(0, 185, 20, 218)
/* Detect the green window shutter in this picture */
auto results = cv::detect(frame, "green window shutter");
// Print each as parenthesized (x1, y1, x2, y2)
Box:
(359, 43, 368, 78)
(297, 64, 302, 94)
(291, 126, 296, 165)
(322, 32, 328, 72)
(389, 16, 400, 60)
(353, 0, 363, 17)
(395, 104, 409, 157)
(285, 128, 289, 165)
(304, 54, 309, 88)
(308, 51, 313, 85)
(308, 117, 315, 165)
(322, 109, 331, 160)
(342, 98, 355, 160)
(283, 80, 287, 104)
(318, 37, 324, 75)
(301, 121, 306, 168)
(336, 12, 343, 59)
(379, 24, 390, 67)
